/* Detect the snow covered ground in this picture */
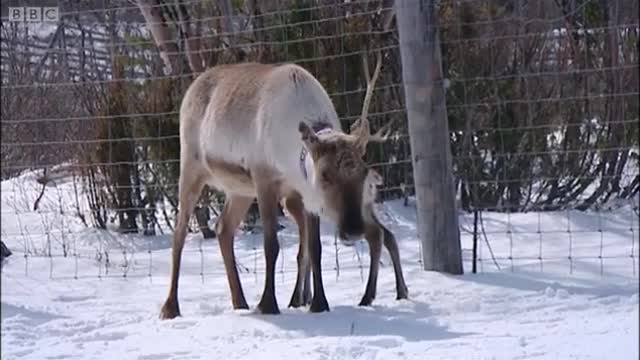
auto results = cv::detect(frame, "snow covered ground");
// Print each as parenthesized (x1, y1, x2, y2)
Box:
(1, 171, 639, 360)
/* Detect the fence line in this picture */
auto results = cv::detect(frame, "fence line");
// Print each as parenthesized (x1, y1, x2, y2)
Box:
(2, 0, 639, 284)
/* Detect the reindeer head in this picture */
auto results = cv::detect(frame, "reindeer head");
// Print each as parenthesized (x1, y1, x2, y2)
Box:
(298, 49, 395, 241)
(298, 116, 388, 242)
(298, 49, 393, 242)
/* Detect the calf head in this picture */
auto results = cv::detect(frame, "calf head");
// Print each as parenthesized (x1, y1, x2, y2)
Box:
(299, 118, 386, 243)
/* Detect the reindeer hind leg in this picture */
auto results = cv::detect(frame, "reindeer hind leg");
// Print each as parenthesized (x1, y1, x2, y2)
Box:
(160, 167, 206, 320)
(216, 195, 254, 310)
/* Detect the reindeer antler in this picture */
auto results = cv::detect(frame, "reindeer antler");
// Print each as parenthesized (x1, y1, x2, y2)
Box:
(350, 48, 398, 147)
(350, 3, 397, 151)
(361, 50, 382, 122)
(350, 50, 383, 150)
(351, 50, 382, 134)
(369, 116, 399, 142)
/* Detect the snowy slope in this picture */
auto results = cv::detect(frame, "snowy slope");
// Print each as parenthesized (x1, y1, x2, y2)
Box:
(1, 171, 638, 360)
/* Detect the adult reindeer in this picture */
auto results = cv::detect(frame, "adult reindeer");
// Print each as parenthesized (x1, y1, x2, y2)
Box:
(159, 47, 408, 318)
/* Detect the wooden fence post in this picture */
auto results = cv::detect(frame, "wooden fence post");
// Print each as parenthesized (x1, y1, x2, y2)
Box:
(395, 0, 463, 274)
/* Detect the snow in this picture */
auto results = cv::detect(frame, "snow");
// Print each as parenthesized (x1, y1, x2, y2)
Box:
(1, 171, 639, 360)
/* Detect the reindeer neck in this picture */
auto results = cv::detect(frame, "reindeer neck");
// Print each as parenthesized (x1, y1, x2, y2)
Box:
(294, 123, 336, 215)
(299, 125, 335, 182)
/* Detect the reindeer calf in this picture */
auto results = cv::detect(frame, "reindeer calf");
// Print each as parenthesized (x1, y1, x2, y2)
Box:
(160, 62, 408, 319)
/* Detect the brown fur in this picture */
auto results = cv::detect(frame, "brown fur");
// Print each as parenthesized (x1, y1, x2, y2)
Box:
(159, 62, 408, 319)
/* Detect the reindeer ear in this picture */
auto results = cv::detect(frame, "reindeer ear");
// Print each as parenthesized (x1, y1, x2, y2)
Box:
(299, 122, 319, 150)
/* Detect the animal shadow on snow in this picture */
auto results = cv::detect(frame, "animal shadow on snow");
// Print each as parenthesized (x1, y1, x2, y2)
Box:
(457, 270, 639, 298)
(249, 301, 474, 342)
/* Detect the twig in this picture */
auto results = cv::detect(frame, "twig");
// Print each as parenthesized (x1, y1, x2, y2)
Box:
(479, 211, 501, 271)
(33, 168, 49, 211)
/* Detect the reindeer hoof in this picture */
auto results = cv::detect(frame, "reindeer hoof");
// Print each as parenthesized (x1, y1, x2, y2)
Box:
(232, 298, 250, 310)
(257, 302, 280, 314)
(233, 302, 250, 310)
(288, 290, 312, 308)
(288, 297, 311, 309)
(310, 295, 330, 313)
(257, 295, 280, 314)
(396, 286, 409, 300)
(288, 299, 303, 309)
(358, 293, 375, 307)
(159, 298, 181, 320)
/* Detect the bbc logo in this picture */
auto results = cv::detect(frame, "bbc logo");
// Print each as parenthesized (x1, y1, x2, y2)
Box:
(8, 7, 60, 22)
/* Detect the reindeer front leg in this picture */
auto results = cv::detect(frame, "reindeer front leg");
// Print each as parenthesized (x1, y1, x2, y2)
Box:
(371, 211, 409, 300)
(289, 234, 312, 308)
(373, 213, 409, 301)
(358, 205, 409, 306)
(284, 194, 312, 308)
(381, 225, 409, 300)
(306, 212, 330, 313)
(359, 223, 382, 306)
(255, 180, 281, 314)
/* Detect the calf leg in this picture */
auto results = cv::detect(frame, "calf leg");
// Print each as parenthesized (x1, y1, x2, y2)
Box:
(215, 195, 253, 310)
(255, 181, 281, 314)
(160, 171, 205, 320)
(307, 212, 329, 313)
(285, 194, 312, 308)
(375, 215, 409, 300)
(359, 223, 382, 307)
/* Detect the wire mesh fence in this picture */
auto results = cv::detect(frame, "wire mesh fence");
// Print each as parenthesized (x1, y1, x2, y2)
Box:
(1, 0, 638, 283)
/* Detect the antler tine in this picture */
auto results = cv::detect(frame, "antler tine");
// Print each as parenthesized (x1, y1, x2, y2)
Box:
(355, 49, 399, 143)
(350, 1, 396, 138)
(351, 49, 383, 136)
(360, 50, 383, 122)
(369, 117, 398, 142)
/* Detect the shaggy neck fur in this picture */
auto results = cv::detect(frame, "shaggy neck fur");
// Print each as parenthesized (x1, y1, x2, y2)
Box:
(300, 124, 334, 182)
(291, 122, 336, 216)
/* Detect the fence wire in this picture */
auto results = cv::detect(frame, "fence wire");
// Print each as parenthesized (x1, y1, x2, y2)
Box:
(1, 0, 638, 283)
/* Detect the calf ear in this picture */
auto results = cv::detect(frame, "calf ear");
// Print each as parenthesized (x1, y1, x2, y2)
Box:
(299, 122, 319, 150)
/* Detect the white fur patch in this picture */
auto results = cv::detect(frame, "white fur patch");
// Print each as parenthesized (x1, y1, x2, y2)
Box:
(363, 169, 382, 204)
